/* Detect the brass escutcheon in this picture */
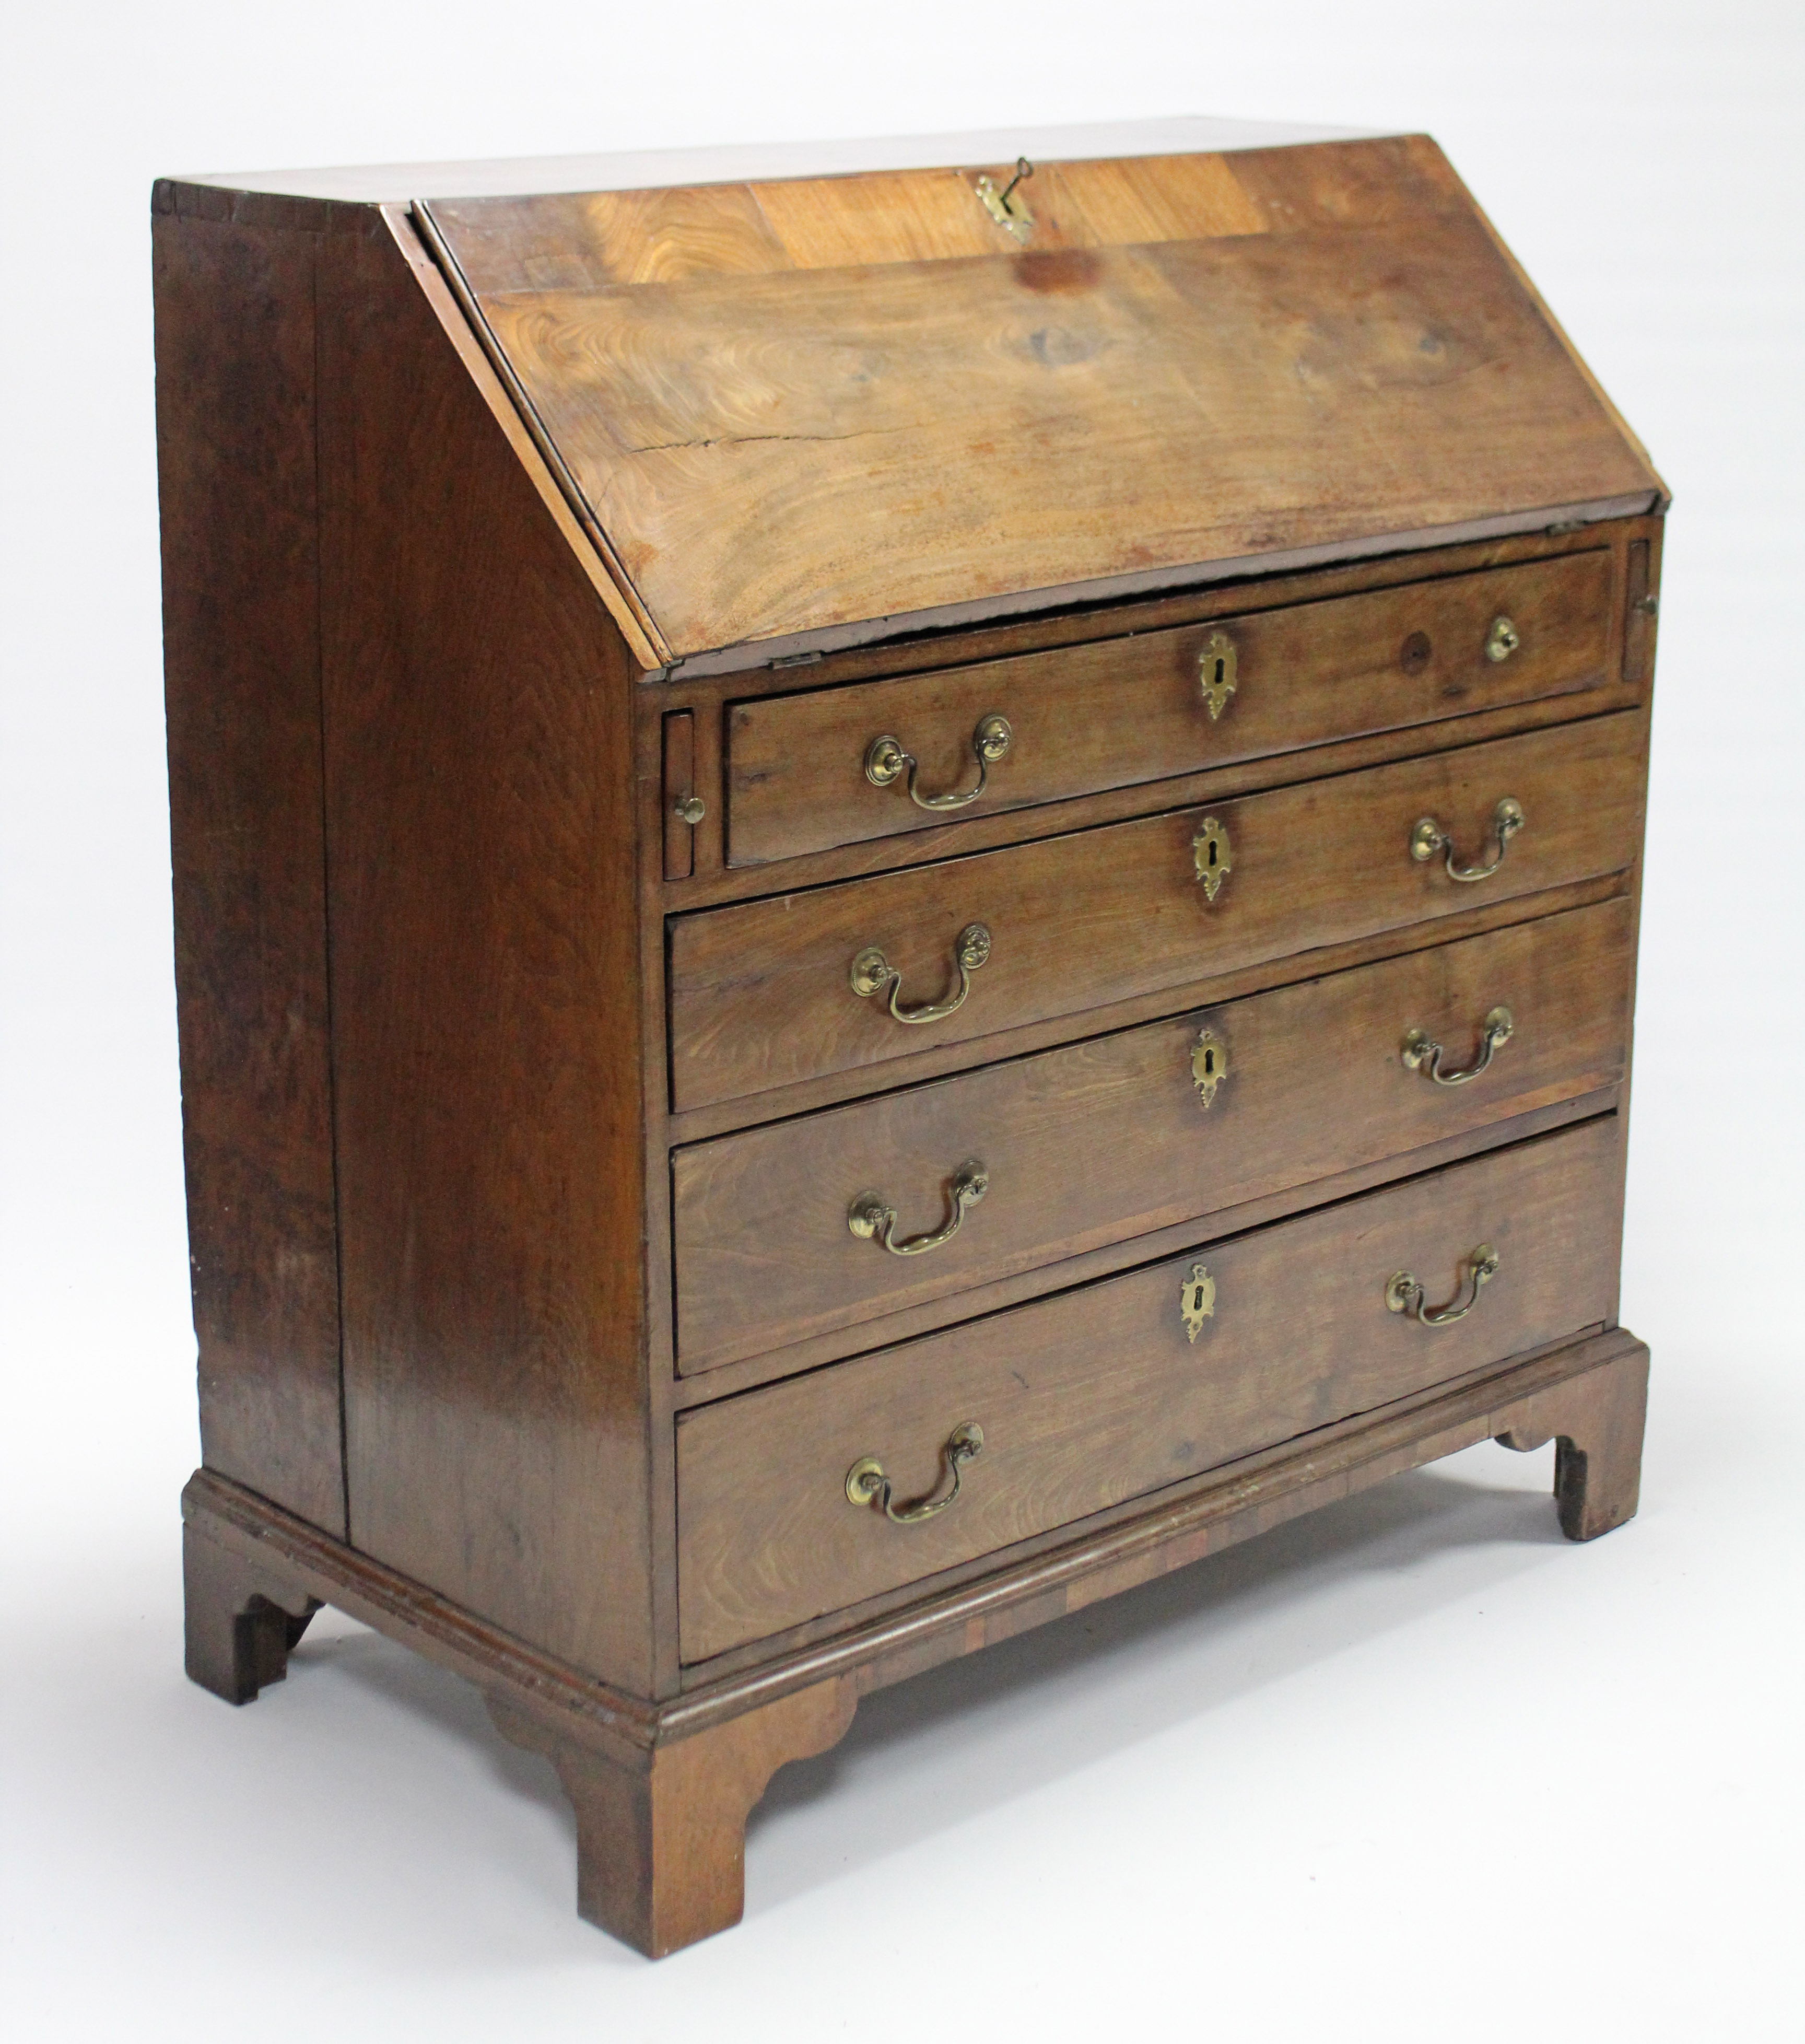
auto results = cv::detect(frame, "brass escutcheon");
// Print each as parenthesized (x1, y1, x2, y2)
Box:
(1410, 798, 1524, 883)
(1485, 615, 1521, 662)
(1401, 1006, 1514, 1087)
(1191, 1026, 1229, 1108)
(848, 1160, 988, 1257)
(975, 157, 1035, 239)
(1192, 817, 1232, 902)
(1180, 1262, 1216, 1342)
(846, 1421, 985, 1524)
(1386, 1244, 1501, 1326)
(851, 921, 991, 1025)
(864, 714, 1012, 811)
(1197, 631, 1238, 721)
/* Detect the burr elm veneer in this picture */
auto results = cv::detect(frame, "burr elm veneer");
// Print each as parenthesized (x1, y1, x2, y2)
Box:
(157, 118, 1662, 1957)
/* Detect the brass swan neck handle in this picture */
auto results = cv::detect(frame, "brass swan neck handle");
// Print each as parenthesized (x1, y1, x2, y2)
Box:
(849, 1161, 988, 1256)
(864, 715, 1012, 812)
(851, 922, 991, 1025)
(1401, 1006, 1514, 1087)
(1386, 1245, 1501, 1326)
(1411, 798, 1524, 883)
(846, 1422, 985, 1524)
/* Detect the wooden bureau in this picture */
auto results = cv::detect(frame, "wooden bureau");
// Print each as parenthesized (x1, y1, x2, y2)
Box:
(156, 118, 1663, 1957)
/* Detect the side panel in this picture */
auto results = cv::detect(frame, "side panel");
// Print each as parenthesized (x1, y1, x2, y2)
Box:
(317, 210, 654, 1687)
(153, 203, 346, 1532)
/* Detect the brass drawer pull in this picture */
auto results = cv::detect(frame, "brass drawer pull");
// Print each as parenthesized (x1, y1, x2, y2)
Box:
(1401, 1005, 1514, 1087)
(846, 1421, 984, 1523)
(1485, 614, 1521, 662)
(864, 715, 1012, 811)
(1410, 797, 1524, 883)
(849, 1160, 988, 1256)
(851, 922, 991, 1025)
(1386, 1244, 1501, 1326)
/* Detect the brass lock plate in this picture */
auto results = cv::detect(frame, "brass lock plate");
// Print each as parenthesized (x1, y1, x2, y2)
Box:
(1192, 817, 1232, 902)
(1191, 1026, 1229, 1108)
(1180, 1262, 1216, 1342)
(1197, 630, 1238, 720)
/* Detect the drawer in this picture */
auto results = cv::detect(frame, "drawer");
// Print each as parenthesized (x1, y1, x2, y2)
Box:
(673, 898, 1634, 1375)
(726, 551, 1615, 867)
(669, 714, 1644, 1113)
(676, 1116, 1623, 1662)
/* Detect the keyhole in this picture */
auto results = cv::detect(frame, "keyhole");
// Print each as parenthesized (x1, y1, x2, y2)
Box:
(1202, 1048, 1216, 1076)
(1209, 657, 1224, 688)
(1206, 841, 1218, 868)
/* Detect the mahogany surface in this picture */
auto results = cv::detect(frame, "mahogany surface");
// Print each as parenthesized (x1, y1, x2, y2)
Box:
(156, 122, 1661, 1958)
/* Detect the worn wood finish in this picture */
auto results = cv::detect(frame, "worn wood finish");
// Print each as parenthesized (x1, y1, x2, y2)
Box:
(153, 211, 348, 1534)
(429, 138, 1658, 661)
(674, 898, 1633, 1376)
(671, 714, 1645, 1113)
(314, 208, 653, 1686)
(677, 1117, 1622, 1660)
(728, 550, 1615, 866)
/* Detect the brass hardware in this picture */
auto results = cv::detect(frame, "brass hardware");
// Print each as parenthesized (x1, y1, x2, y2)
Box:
(1485, 615, 1521, 662)
(846, 1421, 984, 1524)
(1192, 817, 1232, 902)
(975, 157, 1035, 239)
(1386, 1244, 1501, 1326)
(1410, 798, 1524, 883)
(1633, 592, 1659, 617)
(1197, 631, 1238, 721)
(673, 794, 706, 825)
(1401, 1005, 1514, 1087)
(1190, 1026, 1229, 1108)
(851, 922, 991, 1025)
(864, 715, 1012, 811)
(849, 1160, 988, 1257)
(1180, 1262, 1216, 1342)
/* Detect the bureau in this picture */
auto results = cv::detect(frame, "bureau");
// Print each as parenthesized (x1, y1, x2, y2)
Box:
(156, 118, 1663, 1957)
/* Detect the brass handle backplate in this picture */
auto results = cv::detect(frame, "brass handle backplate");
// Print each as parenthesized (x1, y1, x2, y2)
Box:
(849, 1160, 988, 1256)
(1401, 1006, 1514, 1087)
(1386, 1244, 1501, 1326)
(1485, 615, 1521, 662)
(851, 922, 991, 1025)
(865, 715, 1012, 812)
(846, 1421, 985, 1523)
(1411, 798, 1524, 883)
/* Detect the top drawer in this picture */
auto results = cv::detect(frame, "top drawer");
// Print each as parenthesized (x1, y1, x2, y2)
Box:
(726, 551, 1614, 867)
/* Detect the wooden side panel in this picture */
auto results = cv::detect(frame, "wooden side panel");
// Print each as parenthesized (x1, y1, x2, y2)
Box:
(153, 205, 346, 1533)
(316, 211, 653, 1687)
(676, 1116, 1624, 1661)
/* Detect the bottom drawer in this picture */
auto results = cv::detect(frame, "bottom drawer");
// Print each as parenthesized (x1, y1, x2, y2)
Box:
(676, 1116, 1623, 1663)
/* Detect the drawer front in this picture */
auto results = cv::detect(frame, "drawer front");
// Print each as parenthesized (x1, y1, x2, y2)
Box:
(670, 714, 1644, 1113)
(673, 898, 1634, 1375)
(677, 1117, 1623, 1662)
(726, 551, 1614, 867)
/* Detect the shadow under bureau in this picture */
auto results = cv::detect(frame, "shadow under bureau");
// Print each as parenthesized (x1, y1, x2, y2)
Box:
(156, 117, 1664, 1957)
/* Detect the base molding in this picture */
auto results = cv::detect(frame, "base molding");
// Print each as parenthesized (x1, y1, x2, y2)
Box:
(182, 1324, 1648, 1954)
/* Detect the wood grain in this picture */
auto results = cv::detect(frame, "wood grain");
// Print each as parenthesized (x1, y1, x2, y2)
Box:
(317, 209, 654, 1686)
(728, 549, 1615, 866)
(673, 898, 1634, 1375)
(438, 137, 1658, 657)
(676, 1116, 1624, 1660)
(670, 714, 1647, 1113)
(153, 208, 347, 1534)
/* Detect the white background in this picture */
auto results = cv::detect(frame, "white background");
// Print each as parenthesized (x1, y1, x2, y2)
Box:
(3, 3, 1801, 2036)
